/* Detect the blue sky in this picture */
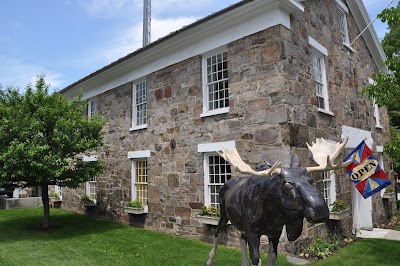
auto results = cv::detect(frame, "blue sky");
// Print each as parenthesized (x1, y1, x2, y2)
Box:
(0, 0, 397, 91)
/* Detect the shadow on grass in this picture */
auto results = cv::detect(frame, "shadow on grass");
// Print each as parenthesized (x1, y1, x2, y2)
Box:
(0, 208, 128, 243)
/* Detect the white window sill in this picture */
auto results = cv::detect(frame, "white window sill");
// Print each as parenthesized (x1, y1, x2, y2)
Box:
(130, 124, 148, 132)
(200, 107, 229, 118)
(318, 108, 334, 116)
(343, 42, 355, 53)
(124, 205, 148, 214)
(376, 125, 383, 129)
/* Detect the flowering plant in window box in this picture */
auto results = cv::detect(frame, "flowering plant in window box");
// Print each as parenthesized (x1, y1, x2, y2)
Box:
(197, 206, 221, 225)
(382, 186, 395, 199)
(329, 200, 349, 220)
(81, 194, 96, 207)
(124, 199, 146, 214)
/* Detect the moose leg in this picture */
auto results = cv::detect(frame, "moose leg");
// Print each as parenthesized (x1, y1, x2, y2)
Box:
(239, 232, 250, 266)
(206, 216, 229, 266)
(247, 233, 262, 266)
(267, 236, 279, 266)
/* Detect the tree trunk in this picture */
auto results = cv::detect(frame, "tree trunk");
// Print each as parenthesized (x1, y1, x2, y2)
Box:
(41, 184, 50, 229)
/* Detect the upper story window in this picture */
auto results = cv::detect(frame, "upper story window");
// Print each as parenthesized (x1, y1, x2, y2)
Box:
(88, 98, 97, 117)
(336, 0, 350, 45)
(201, 47, 229, 117)
(131, 80, 147, 131)
(198, 141, 234, 208)
(128, 150, 150, 213)
(369, 78, 383, 129)
(309, 37, 333, 116)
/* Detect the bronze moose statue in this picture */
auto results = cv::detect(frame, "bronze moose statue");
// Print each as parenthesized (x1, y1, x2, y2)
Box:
(205, 138, 355, 266)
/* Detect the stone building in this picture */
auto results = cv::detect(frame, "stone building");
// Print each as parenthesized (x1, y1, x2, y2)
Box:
(60, 0, 396, 252)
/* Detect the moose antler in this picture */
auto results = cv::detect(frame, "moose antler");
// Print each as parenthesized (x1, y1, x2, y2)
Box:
(306, 138, 355, 172)
(218, 147, 281, 177)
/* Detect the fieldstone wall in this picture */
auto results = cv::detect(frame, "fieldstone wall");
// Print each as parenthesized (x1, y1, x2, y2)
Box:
(62, 0, 395, 254)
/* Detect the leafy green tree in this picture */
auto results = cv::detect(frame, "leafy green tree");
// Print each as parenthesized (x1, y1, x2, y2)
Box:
(362, 3, 400, 168)
(0, 76, 105, 229)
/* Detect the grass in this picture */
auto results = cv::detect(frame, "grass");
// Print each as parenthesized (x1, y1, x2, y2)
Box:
(1, 208, 400, 266)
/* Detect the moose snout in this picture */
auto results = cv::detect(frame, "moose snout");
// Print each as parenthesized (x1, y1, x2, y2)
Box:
(305, 204, 329, 223)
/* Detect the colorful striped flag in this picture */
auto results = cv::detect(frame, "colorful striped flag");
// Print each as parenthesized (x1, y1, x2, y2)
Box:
(344, 140, 391, 199)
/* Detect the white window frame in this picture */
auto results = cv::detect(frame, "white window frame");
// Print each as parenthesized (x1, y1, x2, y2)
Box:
(198, 141, 235, 208)
(376, 146, 387, 197)
(130, 79, 148, 131)
(54, 185, 62, 200)
(323, 171, 337, 210)
(128, 150, 150, 213)
(201, 47, 229, 118)
(335, 0, 350, 46)
(88, 98, 97, 118)
(369, 78, 383, 129)
(309, 37, 333, 116)
(83, 155, 99, 202)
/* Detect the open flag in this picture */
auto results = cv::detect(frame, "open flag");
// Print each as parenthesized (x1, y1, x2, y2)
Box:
(344, 140, 391, 199)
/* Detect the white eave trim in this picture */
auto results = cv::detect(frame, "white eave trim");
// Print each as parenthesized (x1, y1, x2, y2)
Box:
(346, 0, 387, 73)
(62, 0, 304, 100)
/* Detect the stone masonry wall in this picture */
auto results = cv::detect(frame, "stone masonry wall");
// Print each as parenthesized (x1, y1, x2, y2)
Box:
(62, 0, 395, 254)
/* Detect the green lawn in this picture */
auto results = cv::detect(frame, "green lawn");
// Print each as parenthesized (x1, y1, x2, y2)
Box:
(1, 208, 400, 266)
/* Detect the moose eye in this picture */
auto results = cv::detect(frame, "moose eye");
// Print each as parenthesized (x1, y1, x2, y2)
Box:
(284, 182, 293, 189)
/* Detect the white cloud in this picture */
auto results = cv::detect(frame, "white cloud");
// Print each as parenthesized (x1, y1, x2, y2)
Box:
(0, 55, 67, 91)
(100, 16, 199, 63)
(71, 0, 135, 18)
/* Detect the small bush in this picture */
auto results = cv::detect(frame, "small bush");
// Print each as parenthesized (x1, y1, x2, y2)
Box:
(301, 234, 343, 259)
(331, 199, 347, 212)
(81, 195, 92, 201)
(129, 199, 143, 208)
(200, 206, 220, 217)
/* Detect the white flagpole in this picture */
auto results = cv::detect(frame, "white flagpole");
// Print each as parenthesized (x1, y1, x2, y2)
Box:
(350, 0, 395, 46)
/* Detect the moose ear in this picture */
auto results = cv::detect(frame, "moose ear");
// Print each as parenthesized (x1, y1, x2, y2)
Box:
(256, 156, 273, 171)
(291, 154, 301, 168)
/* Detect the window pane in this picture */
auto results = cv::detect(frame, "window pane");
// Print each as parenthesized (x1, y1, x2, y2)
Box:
(205, 51, 229, 111)
(207, 155, 232, 208)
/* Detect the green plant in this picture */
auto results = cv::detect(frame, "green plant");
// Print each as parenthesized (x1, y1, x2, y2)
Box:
(49, 192, 59, 198)
(200, 206, 220, 218)
(385, 186, 395, 193)
(128, 199, 143, 208)
(81, 195, 92, 201)
(331, 199, 347, 212)
(302, 237, 332, 259)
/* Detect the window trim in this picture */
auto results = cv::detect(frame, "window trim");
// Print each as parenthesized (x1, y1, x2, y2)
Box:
(198, 141, 235, 207)
(201, 46, 229, 118)
(309, 37, 333, 116)
(130, 79, 148, 131)
(83, 155, 99, 202)
(323, 171, 337, 210)
(88, 98, 97, 118)
(335, 0, 350, 46)
(369, 78, 383, 129)
(128, 150, 150, 213)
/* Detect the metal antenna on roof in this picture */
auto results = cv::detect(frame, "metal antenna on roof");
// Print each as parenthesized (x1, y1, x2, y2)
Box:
(350, 0, 395, 46)
(143, 0, 151, 47)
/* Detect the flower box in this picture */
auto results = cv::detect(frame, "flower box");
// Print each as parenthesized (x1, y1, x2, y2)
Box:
(124, 206, 147, 214)
(81, 200, 96, 207)
(50, 198, 62, 208)
(329, 208, 350, 220)
(382, 193, 394, 199)
(197, 215, 220, 225)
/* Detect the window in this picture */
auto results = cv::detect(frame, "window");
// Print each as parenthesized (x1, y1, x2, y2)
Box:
(83, 155, 99, 202)
(128, 150, 150, 212)
(201, 47, 229, 117)
(131, 80, 147, 130)
(54, 185, 62, 200)
(369, 78, 383, 129)
(335, 0, 350, 45)
(88, 98, 97, 117)
(309, 37, 333, 116)
(323, 171, 336, 208)
(86, 176, 97, 201)
(133, 160, 148, 206)
(198, 141, 234, 208)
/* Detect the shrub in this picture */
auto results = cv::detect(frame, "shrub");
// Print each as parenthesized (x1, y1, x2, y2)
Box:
(331, 199, 347, 212)
(129, 199, 143, 208)
(200, 206, 220, 217)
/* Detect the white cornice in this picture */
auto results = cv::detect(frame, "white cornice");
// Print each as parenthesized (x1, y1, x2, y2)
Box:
(346, 0, 387, 73)
(62, 0, 304, 100)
